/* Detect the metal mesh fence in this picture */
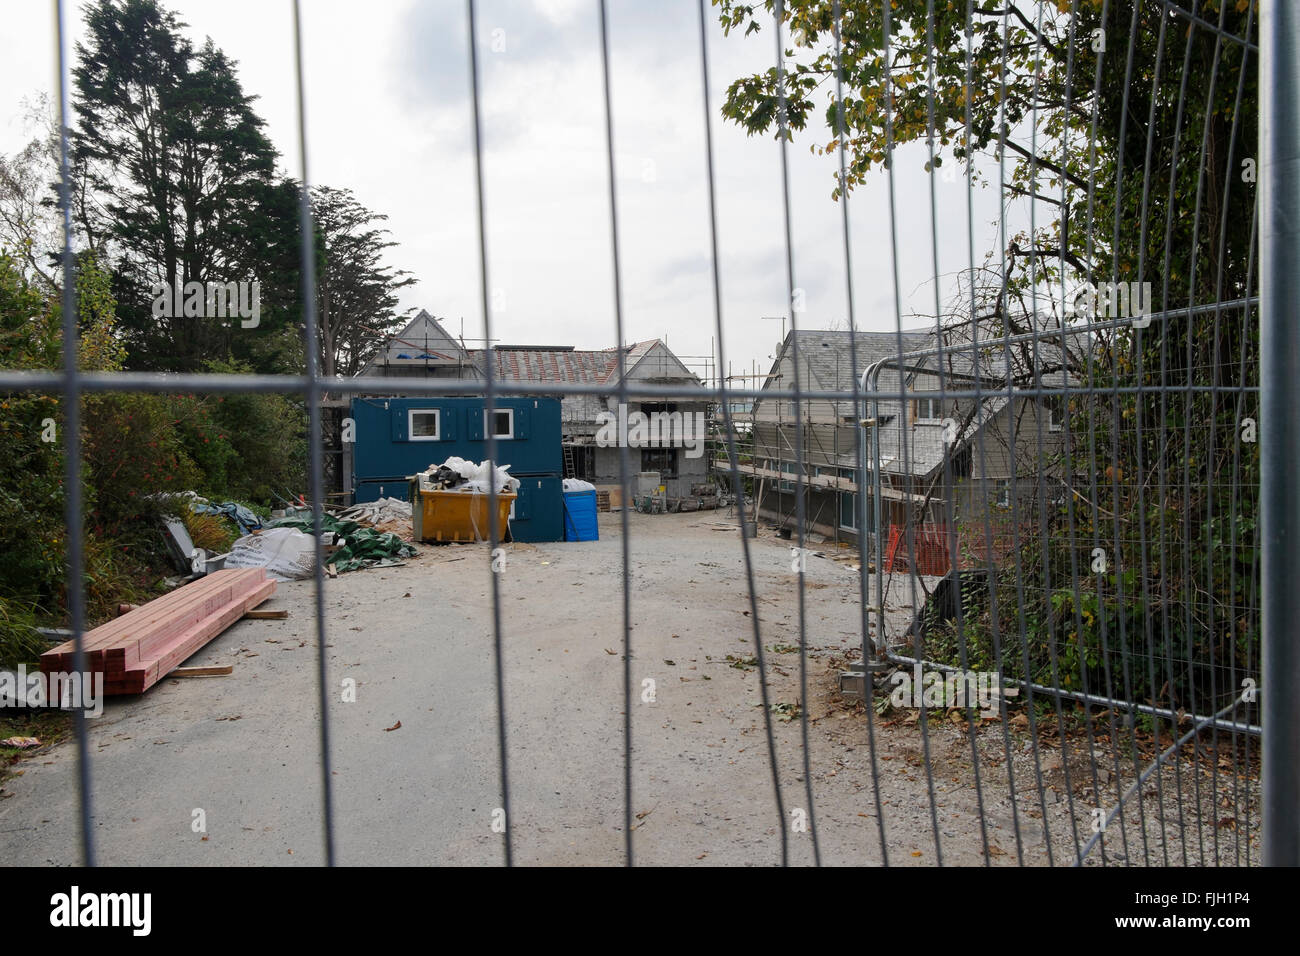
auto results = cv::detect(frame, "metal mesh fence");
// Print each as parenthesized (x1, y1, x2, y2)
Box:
(1, 0, 1293, 866)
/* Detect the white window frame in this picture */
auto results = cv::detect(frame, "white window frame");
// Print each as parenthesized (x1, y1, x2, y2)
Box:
(485, 407, 515, 440)
(913, 395, 943, 421)
(995, 479, 1011, 508)
(408, 408, 441, 441)
(1047, 395, 1064, 433)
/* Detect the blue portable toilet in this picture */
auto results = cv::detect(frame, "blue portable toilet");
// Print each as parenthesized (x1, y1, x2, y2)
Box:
(349, 396, 564, 542)
(563, 488, 599, 542)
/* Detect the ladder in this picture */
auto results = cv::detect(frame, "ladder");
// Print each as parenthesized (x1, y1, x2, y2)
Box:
(562, 443, 576, 479)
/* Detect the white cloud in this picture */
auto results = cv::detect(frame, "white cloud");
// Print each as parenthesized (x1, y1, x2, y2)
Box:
(1, 0, 1026, 381)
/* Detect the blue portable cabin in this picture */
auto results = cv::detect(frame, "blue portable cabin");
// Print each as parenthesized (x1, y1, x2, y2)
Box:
(349, 396, 564, 543)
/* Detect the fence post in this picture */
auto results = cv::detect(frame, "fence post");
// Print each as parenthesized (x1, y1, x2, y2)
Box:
(1260, 0, 1300, 867)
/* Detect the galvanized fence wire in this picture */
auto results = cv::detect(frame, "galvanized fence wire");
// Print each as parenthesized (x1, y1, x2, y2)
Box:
(594, 0, 639, 866)
(880, 0, 946, 865)
(465, 0, 514, 867)
(771, 0, 824, 867)
(831, 0, 892, 865)
(926, 0, 992, 866)
(19, 0, 1288, 866)
(1258, 0, 1299, 868)
(695, 0, 792, 866)
(291, 0, 337, 868)
(856, 0, 1265, 866)
(52, 0, 92, 870)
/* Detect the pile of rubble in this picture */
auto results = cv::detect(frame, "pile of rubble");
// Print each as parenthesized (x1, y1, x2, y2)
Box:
(337, 497, 413, 538)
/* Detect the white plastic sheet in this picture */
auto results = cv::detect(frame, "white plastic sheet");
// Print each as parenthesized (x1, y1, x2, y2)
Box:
(225, 527, 318, 581)
(421, 457, 520, 494)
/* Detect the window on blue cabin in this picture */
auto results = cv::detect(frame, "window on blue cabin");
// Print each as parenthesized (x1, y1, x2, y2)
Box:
(486, 408, 514, 439)
(409, 409, 441, 440)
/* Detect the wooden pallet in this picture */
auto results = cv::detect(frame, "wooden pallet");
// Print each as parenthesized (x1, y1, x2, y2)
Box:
(41, 569, 275, 696)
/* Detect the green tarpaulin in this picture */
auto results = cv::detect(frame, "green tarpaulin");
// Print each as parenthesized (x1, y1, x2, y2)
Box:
(268, 514, 416, 573)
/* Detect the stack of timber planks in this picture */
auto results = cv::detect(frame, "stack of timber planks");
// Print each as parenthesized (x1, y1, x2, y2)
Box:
(40, 569, 275, 695)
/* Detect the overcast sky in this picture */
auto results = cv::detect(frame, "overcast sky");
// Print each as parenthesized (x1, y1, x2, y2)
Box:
(1, 0, 1020, 381)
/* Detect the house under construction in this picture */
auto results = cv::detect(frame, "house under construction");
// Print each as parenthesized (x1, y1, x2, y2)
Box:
(335, 311, 713, 502)
(728, 326, 1080, 569)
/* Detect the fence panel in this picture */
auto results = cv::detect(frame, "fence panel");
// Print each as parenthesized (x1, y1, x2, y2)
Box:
(1, 0, 1289, 867)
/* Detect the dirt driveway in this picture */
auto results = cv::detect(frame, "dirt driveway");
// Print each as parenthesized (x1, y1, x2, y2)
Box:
(0, 510, 1253, 865)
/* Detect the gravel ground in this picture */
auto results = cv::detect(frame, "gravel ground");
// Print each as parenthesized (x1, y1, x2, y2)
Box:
(0, 509, 1258, 865)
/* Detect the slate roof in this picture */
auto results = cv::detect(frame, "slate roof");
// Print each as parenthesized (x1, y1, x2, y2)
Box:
(472, 340, 684, 386)
(790, 328, 934, 394)
(758, 323, 1091, 479)
(356, 314, 703, 429)
(468, 339, 702, 429)
(481, 348, 620, 385)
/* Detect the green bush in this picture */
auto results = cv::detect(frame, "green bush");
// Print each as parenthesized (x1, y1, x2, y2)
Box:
(0, 595, 49, 668)
(82, 392, 204, 537)
(0, 251, 308, 647)
(0, 393, 67, 604)
(200, 359, 306, 502)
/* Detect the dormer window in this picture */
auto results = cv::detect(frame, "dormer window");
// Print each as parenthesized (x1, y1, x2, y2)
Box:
(912, 395, 943, 421)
